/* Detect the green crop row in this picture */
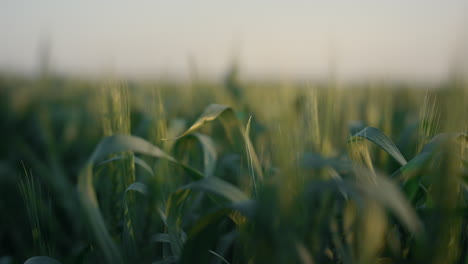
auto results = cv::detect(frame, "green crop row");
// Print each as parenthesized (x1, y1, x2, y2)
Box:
(0, 75, 467, 264)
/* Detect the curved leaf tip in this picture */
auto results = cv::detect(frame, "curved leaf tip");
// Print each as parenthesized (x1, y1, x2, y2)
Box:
(349, 126, 407, 166)
(24, 256, 61, 264)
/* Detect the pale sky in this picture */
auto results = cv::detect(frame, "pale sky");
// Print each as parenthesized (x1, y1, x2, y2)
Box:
(1, 0, 467, 81)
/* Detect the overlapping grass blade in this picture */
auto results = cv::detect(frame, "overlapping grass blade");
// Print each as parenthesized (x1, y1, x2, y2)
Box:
(349, 126, 407, 166)
(305, 173, 422, 235)
(393, 133, 468, 179)
(168, 104, 230, 139)
(173, 133, 217, 177)
(245, 116, 258, 195)
(358, 171, 423, 235)
(193, 133, 217, 177)
(168, 104, 263, 180)
(179, 177, 249, 203)
(165, 189, 190, 258)
(178, 208, 230, 264)
(179, 201, 254, 264)
(98, 155, 154, 176)
(166, 178, 252, 263)
(419, 133, 468, 154)
(86, 134, 204, 180)
(77, 134, 205, 263)
(122, 182, 149, 260)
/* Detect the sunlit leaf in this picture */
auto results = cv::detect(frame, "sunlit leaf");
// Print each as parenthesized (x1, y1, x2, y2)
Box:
(169, 104, 231, 140)
(169, 104, 263, 180)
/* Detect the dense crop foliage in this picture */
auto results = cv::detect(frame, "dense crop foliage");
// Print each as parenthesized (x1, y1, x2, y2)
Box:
(0, 75, 467, 264)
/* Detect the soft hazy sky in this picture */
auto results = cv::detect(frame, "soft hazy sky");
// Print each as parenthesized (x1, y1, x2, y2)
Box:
(1, 0, 467, 81)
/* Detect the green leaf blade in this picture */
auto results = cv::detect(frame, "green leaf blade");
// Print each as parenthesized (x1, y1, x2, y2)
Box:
(349, 126, 407, 166)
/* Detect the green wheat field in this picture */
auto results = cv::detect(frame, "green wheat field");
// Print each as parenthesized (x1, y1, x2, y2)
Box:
(0, 72, 467, 264)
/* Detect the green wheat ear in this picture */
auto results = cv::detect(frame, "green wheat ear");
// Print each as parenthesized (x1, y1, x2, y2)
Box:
(418, 90, 440, 152)
(99, 82, 136, 261)
(18, 162, 53, 257)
